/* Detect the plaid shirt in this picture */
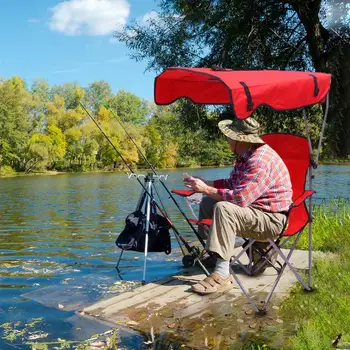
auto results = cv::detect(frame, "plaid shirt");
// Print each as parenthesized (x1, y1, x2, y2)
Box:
(213, 144, 292, 212)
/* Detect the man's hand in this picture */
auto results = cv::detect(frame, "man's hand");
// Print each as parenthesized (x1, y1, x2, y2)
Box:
(184, 177, 217, 196)
(182, 175, 213, 187)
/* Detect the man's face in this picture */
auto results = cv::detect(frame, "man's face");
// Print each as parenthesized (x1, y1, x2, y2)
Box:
(227, 137, 238, 154)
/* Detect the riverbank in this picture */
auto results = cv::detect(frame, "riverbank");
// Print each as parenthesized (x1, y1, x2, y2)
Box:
(71, 199, 350, 350)
(0, 165, 228, 179)
(84, 199, 350, 349)
(275, 199, 350, 349)
(79, 248, 329, 350)
(1, 161, 350, 179)
(0, 173, 349, 349)
(65, 200, 349, 350)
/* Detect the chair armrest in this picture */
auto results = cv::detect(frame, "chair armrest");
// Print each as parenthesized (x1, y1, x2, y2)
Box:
(171, 189, 195, 197)
(189, 218, 213, 225)
(293, 190, 315, 207)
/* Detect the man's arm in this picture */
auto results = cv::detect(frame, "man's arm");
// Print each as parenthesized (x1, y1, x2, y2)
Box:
(184, 161, 270, 206)
(215, 164, 270, 206)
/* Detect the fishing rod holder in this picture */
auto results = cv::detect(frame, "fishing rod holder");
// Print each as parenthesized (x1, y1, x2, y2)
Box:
(127, 172, 168, 181)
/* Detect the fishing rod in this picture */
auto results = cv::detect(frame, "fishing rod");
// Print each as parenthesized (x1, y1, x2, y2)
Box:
(89, 89, 208, 249)
(79, 102, 210, 275)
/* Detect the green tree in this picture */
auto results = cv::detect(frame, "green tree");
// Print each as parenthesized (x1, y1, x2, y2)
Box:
(31, 78, 50, 106)
(46, 124, 67, 167)
(116, 0, 350, 158)
(26, 133, 51, 172)
(49, 82, 82, 109)
(46, 91, 85, 132)
(84, 80, 112, 112)
(30, 78, 50, 133)
(143, 120, 163, 167)
(108, 90, 150, 124)
(0, 76, 37, 171)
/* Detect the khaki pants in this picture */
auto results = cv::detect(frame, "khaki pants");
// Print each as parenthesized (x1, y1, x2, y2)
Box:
(198, 196, 287, 261)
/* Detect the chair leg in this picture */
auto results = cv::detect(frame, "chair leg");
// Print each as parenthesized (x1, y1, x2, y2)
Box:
(269, 237, 311, 291)
(230, 232, 311, 313)
(230, 239, 256, 275)
(231, 272, 260, 313)
(260, 238, 302, 310)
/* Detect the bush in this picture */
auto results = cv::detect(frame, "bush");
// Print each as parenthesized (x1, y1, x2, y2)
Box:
(0, 165, 16, 176)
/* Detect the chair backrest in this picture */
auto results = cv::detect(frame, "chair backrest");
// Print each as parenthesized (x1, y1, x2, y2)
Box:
(261, 134, 311, 236)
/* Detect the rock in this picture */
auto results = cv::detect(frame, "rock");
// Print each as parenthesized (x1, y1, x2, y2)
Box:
(89, 341, 107, 349)
(244, 309, 254, 315)
(265, 317, 275, 325)
(90, 341, 106, 347)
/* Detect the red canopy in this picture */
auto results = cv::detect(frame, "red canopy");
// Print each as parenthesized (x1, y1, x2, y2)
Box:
(154, 67, 331, 119)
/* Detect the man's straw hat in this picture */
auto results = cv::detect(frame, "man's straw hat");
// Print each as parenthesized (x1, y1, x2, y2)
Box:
(218, 118, 265, 144)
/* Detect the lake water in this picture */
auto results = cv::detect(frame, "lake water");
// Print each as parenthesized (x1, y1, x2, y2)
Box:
(0, 165, 349, 349)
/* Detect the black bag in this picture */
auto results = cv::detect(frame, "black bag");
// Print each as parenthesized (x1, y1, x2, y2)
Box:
(115, 199, 171, 254)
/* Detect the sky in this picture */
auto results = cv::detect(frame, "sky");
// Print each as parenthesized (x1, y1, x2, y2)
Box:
(0, 0, 160, 100)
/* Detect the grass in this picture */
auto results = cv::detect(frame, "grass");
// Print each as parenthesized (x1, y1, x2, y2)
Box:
(297, 197, 350, 252)
(278, 198, 350, 349)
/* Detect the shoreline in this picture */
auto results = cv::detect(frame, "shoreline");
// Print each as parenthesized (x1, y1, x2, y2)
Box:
(1, 161, 349, 179)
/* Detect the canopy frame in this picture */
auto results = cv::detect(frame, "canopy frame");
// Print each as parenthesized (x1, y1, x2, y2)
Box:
(300, 93, 329, 287)
(154, 67, 332, 119)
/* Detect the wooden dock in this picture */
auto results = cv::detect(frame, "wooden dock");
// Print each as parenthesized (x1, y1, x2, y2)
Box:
(80, 248, 317, 349)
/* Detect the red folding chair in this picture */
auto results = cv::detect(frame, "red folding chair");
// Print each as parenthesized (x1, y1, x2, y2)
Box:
(229, 133, 315, 314)
(173, 133, 314, 313)
(154, 66, 331, 313)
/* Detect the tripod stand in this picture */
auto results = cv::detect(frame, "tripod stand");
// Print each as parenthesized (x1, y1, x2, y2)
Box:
(115, 173, 164, 285)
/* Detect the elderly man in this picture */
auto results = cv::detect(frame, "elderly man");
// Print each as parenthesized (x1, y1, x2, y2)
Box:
(184, 117, 292, 294)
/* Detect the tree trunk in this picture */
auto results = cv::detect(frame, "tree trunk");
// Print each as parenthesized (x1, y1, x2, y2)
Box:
(290, 1, 350, 157)
(326, 41, 350, 158)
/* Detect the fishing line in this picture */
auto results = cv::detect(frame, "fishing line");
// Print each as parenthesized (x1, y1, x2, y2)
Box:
(79, 102, 209, 273)
(89, 88, 207, 248)
(153, 181, 186, 256)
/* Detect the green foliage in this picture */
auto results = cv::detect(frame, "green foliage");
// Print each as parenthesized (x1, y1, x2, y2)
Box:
(0, 165, 16, 176)
(85, 80, 112, 112)
(297, 198, 350, 251)
(0, 74, 338, 175)
(30, 343, 48, 350)
(115, 0, 350, 158)
(49, 82, 83, 110)
(108, 89, 150, 124)
(0, 318, 43, 343)
(0, 76, 37, 170)
(0, 76, 237, 174)
(246, 344, 278, 350)
(278, 199, 350, 349)
(281, 248, 350, 349)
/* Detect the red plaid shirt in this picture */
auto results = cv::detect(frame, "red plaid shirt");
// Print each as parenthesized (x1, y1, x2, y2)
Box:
(213, 144, 292, 212)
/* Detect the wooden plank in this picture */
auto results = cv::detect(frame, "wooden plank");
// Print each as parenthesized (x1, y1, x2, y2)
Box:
(83, 275, 175, 313)
(81, 248, 315, 343)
